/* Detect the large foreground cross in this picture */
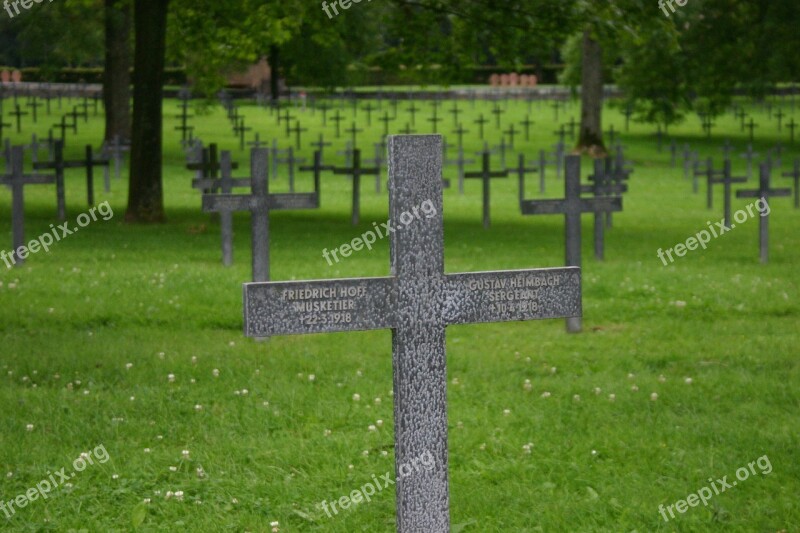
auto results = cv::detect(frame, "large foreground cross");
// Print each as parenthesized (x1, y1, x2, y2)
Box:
(242, 136, 581, 532)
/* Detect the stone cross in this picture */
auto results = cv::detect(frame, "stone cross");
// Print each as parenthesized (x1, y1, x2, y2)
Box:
(0, 115, 10, 143)
(584, 158, 628, 229)
(509, 153, 538, 205)
(781, 159, 800, 208)
(736, 164, 790, 263)
(329, 110, 344, 138)
(710, 159, 746, 228)
(745, 118, 758, 143)
(0, 146, 55, 266)
(26, 97, 41, 123)
(491, 102, 504, 129)
(310, 133, 332, 164)
(333, 149, 379, 225)
(445, 146, 474, 195)
(519, 115, 534, 142)
(786, 118, 797, 144)
(451, 124, 468, 151)
(740, 144, 759, 180)
(473, 114, 488, 140)
(32, 140, 100, 220)
(364, 142, 386, 194)
(242, 135, 582, 532)
(448, 103, 462, 127)
(503, 124, 519, 150)
(361, 102, 376, 126)
(10, 104, 27, 133)
(427, 108, 443, 134)
(520, 155, 619, 331)
(775, 108, 785, 131)
(277, 147, 307, 193)
(345, 122, 363, 147)
(188, 144, 240, 193)
(405, 102, 420, 126)
(202, 149, 320, 280)
(464, 150, 508, 229)
(565, 117, 578, 140)
(378, 111, 395, 138)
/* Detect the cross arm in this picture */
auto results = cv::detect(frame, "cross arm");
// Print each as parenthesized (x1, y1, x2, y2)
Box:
(268, 193, 319, 210)
(202, 193, 266, 213)
(736, 188, 791, 199)
(243, 277, 396, 337)
(443, 267, 581, 325)
(192, 177, 251, 190)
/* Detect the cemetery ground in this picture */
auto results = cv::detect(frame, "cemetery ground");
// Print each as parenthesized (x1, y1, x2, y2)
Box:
(1, 95, 799, 531)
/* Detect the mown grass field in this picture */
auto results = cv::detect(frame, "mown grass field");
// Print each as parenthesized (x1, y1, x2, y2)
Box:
(0, 91, 798, 532)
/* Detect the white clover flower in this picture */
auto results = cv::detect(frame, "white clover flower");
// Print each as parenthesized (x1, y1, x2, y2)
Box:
(181, 450, 190, 459)
(308, 374, 315, 382)
(25, 424, 34, 432)
(376, 419, 383, 427)
(352, 393, 361, 402)
(374, 397, 381, 404)
(658, 375, 667, 383)
(174, 490, 184, 501)
(684, 377, 693, 385)
(503, 409, 511, 416)
(167, 374, 175, 383)
(631, 385, 639, 392)
(541, 391, 551, 399)
(212, 369, 220, 377)
(323, 429, 332, 437)
(125, 363, 133, 370)
(368, 425, 377, 432)
(194, 404, 203, 411)
(523, 379, 532, 391)
(650, 392, 659, 401)
(593, 387, 602, 395)
(144, 448, 151, 453)
(169, 466, 177, 472)
(573, 394, 581, 402)
(608, 394, 616, 402)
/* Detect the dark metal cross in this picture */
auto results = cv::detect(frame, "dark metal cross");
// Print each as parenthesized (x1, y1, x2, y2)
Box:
(464, 150, 508, 229)
(0, 146, 57, 266)
(332, 149, 379, 225)
(565, 117, 578, 140)
(379, 111, 395, 138)
(444, 146, 475, 195)
(503, 124, 519, 150)
(520, 155, 619, 331)
(346, 122, 363, 148)
(448, 103, 462, 127)
(491, 102, 504, 129)
(786, 118, 797, 144)
(775, 108, 785, 131)
(26, 97, 41, 124)
(781, 159, 800, 208)
(740, 144, 759, 181)
(745, 118, 758, 143)
(242, 136, 581, 533)
(10, 104, 27, 133)
(406, 102, 420, 126)
(736, 164, 791, 263)
(330, 110, 344, 138)
(289, 121, 308, 149)
(451, 124, 468, 151)
(310, 133, 332, 164)
(427, 108, 443, 134)
(473, 114, 488, 140)
(508, 153, 538, 206)
(361, 102, 376, 126)
(202, 149, 320, 281)
(519, 115, 534, 142)
(710, 159, 747, 228)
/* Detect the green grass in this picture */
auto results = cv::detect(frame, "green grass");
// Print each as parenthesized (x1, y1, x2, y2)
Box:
(0, 94, 798, 532)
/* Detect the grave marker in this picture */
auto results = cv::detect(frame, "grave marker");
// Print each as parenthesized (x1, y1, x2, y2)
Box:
(781, 159, 800, 208)
(242, 136, 582, 532)
(736, 164, 790, 263)
(0, 146, 56, 266)
(465, 150, 508, 228)
(333, 149, 379, 225)
(520, 155, 619, 331)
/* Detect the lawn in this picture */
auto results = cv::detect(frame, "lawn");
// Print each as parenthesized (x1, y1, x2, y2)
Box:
(0, 93, 798, 532)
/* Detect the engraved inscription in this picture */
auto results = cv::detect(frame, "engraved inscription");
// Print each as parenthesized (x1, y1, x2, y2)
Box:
(281, 285, 368, 326)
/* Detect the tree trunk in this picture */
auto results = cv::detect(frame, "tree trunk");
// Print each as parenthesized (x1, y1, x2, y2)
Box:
(269, 45, 280, 103)
(103, 0, 131, 144)
(577, 28, 605, 156)
(126, 0, 169, 223)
